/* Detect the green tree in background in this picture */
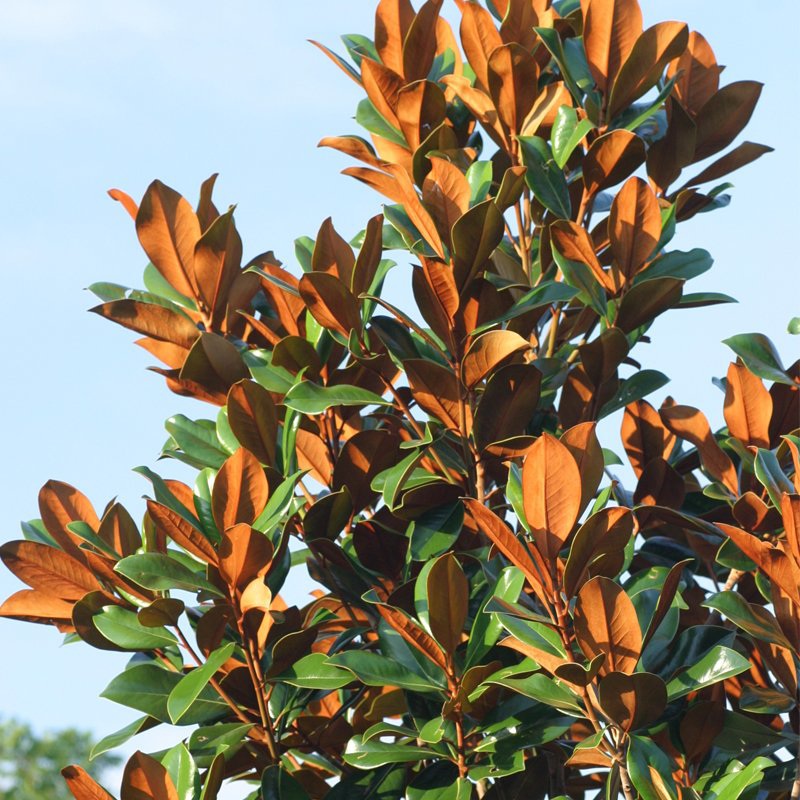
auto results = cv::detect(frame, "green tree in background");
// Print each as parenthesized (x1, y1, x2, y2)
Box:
(0, 718, 120, 800)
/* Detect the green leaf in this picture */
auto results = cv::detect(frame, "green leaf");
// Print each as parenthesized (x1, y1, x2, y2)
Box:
(87, 281, 129, 301)
(165, 415, 228, 469)
(408, 764, 470, 800)
(552, 105, 594, 169)
(102, 663, 228, 725)
(188, 722, 253, 760)
(273, 652, 353, 689)
(134, 466, 203, 530)
(627, 734, 678, 800)
(465, 566, 526, 669)
(518, 136, 572, 219)
(90, 715, 158, 760)
(486, 673, 582, 713)
(472, 282, 579, 334)
(327, 651, 445, 692)
(283, 381, 390, 413)
(93, 606, 178, 650)
(703, 591, 791, 649)
(637, 248, 713, 282)
(262, 765, 310, 800)
(144, 262, 197, 310)
(115, 553, 224, 597)
(356, 98, 406, 146)
(753, 448, 794, 508)
(551, 247, 607, 317)
(666, 645, 751, 700)
(723, 333, 794, 385)
(788, 317, 800, 335)
(253, 470, 305, 532)
(168, 642, 236, 723)
(343, 735, 438, 769)
(599, 370, 670, 418)
(705, 757, 773, 800)
(409, 502, 464, 560)
(162, 743, 198, 800)
(714, 710, 793, 755)
(466, 161, 493, 206)
(678, 292, 737, 308)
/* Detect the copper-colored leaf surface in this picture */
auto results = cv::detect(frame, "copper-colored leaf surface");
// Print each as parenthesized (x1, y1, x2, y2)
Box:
(374, 0, 415, 76)
(299, 272, 362, 337)
(581, 0, 643, 95)
(522, 433, 582, 564)
(560, 422, 605, 516)
(193, 209, 243, 326)
(422, 157, 470, 242)
(38, 480, 101, 553)
(609, 177, 661, 281)
(458, 1, 503, 91)
(108, 188, 138, 221)
(405, 358, 464, 431)
(376, 602, 448, 672)
(361, 58, 403, 129)
(583, 130, 646, 196)
(474, 363, 541, 450)
(227, 380, 278, 467)
(598, 671, 667, 732)
(723, 362, 772, 449)
(62, 765, 115, 800)
(147, 501, 218, 565)
(608, 21, 689, 120)
(0, 541, 101, 600)
(782, 494, 800, 563)
(462, 330, 528, 388)
(295, 427, 334, 486)
(465, 499, 552, 601)
(563, 507, 634, 598)
(136, 180, 201, 302)
(332, 429, 400, 512)
(219, 523, 273, 595)
(719, 524, 800, 606)
(98, 503, 141, 558)
(574, 577, 641, 676)
(0, 589, 75, 624)
(621, 400, 674, 477)
(660, 405, 738, 495)
(427, 553, 468, 657)
(487, 43, 539, 135)
(402, 0, 443, 83)
(91, 300, 200, 349)
(694, 80, 764, 161)
(121, 751, 179, 800)
(212, 448, 270, 533)
(550, 220, 613, 292)
(312, 217, 356, 284)
(667, 31, 720, 114)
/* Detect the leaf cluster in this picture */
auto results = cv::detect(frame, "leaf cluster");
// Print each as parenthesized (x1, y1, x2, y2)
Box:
(2, 1, 798, 799)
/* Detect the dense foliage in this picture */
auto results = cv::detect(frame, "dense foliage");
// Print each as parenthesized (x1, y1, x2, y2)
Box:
(2, 0, 798, 798)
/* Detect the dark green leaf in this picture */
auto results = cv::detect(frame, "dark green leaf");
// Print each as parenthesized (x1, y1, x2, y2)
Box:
(723, 333, 794, 385)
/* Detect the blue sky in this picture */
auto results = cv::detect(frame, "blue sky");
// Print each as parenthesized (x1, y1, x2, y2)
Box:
(0, 0, 795, 792)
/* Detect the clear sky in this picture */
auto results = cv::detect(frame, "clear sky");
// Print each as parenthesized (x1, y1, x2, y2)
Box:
(0, 0, 795, 794)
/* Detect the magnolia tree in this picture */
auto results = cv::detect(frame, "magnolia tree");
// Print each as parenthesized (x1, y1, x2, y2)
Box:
(2, 0, 798, 798)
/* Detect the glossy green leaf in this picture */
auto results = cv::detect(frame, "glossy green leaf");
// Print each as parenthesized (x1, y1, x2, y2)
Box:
(551, 247, 607, 317)
(168, 642, 236, 723)
(102, 663, 228, 724)
(327, 651, 445, 692)
(93, 606, 178, 650)
(552, 105, 594, 169)
(599, 370, 670, 418)
(753, 448, 794, 508)
(486, 673, 582, 713)
(162, 742, 198, 800)
(274, 652, 353, 689)
(115, 553, 223, 596)
(89, 715, 159, 761)
(666, 645, 751, 700)
(283, 381, 390, 413)
(723, 333, 794, 385)
(627, 734, 678, 800)
(343, 735, 438, 768)
(466, 161, 493, 206)
(262, 765, 310, 800)
(472, 282, 579, 334)
(518, 136, 571, 219)
(703, 591, 791, 648)
(409, 502, 464, 561)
